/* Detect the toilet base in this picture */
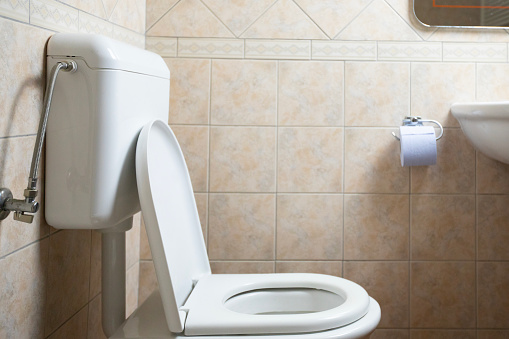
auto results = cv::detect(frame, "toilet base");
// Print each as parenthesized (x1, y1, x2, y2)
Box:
(111, 290, 380, 339)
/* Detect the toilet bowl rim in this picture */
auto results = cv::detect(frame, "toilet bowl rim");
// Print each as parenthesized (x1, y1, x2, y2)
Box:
(182, 273, 371, 335)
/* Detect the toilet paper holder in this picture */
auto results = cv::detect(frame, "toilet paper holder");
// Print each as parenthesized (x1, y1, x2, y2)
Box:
(391, 116, 443, 141)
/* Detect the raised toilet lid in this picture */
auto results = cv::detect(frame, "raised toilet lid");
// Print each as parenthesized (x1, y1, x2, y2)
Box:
(135, 120, 211, 334)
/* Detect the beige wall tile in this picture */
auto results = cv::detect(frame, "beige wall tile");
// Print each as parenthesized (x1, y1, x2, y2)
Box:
(411, 195, 475, 260)
(345, 62, 410, 127)
(0, 136, 48, 257)
(146, 37, 177, 57)
(87, 294, 106, 339)
(0, 239, 48, 339)
(478, 262, 509, 328)
(411, 129, 475, 194)
(295, 0, 372, 39)
(279, 61, 343, 126)
(208, 194, 275, 260)
(138, 261, 158, 306)
(478, 195, 509, 261)
(411, 63, 475, 128)
(112, 25, 145, 48)
(478, 330, 509, 339)
(210, 127, 276, 192)
(146, 0, 178, 29)
(378, 42, 442, 61)
(210, 261, 275, 274)
(45, 230, 91, 336)
(47, 306, 88, 339)
(276, 261, 342, 277)
(165, 58, 210, 125)
(385, 0, 437, 40)
(78, 11, 114, 36)
(30, 0, 79, 33)
(0, 19, 51, 138)
(126, 263, 139, 318)
(410, 262, 475, 328)
(195, 193, 208, 244)
(241, 0, 326, 39)
(477, 153, 509, 194)
(444, 43, 507, 62)
(278, 127, 343, 193)
(0, 0, 29, 22)
(126, 214, 141, 269)
(371, 329, 409, 339)
(344, 195, 409, 260)
(201, 0, 276, 37)
(344, 128, 409, 193)
(312, 41, 376, 61)
(170, 126, 209, 192)
(179, 38, 244, 58)
(477, 63, 509, 101)
(337, 0, 420, 41)
(344, 261, 409, 328)
(139, 219, 152, 260)
(428, 28, 509, 42)
(211, 60, 277, 126)
(147, 0, 234, 38)
(89, 231, 101, 299)
(245, 40, 310, 60)
(59, 0, 106, 18)
(410, 330, 476, 339)
(277, 195, 342, 260)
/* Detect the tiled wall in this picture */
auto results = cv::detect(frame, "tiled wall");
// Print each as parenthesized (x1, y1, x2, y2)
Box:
(141, 0, 509, 338)
(0, 1, 145, 338)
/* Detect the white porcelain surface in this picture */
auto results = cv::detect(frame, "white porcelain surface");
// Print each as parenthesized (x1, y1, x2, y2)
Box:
(136, 120, 211, 333)
(182, 273, 370, 335)
(451, 101, 509, 164)
(45, 34, 170, 229)
(112, 290, 381, 339)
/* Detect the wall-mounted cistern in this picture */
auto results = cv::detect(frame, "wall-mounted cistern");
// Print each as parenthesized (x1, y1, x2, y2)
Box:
(0, 60, 77, 223)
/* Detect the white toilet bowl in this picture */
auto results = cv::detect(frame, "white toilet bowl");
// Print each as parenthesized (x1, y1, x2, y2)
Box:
(113, 120, 381, 338)
(112, 290, 381, 339)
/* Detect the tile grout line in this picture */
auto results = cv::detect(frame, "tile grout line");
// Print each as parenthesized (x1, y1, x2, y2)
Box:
(206, 58, 212, 254)
(342, 60, 346, 276)
(274, 60, 279, 269)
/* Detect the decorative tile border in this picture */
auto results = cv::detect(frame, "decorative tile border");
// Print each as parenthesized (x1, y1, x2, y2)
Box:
(178, 38, 244, 58)
(0, 0, 29, 22)
(79, 12, 113, 37)
(378, 42, 442, 61)
(145, 37, 177, 57)
(312, 41, 376, 60)
(443, 43, 507, 62)
(30, 0, 78, 33)
(245, 39, 310, 60)
(113, 24, 144, 48)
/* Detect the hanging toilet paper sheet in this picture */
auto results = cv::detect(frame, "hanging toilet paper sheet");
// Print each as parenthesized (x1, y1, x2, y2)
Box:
(399, 125, 437, 167)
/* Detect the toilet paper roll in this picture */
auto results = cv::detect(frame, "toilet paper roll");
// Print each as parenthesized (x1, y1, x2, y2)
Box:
(400, 125, 437, 167)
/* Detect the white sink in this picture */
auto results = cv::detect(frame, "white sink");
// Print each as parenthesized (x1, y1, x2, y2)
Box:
(451, 101, 509, 164)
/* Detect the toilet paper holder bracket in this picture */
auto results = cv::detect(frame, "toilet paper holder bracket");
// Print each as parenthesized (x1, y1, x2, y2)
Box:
(391, 116, 443, 141)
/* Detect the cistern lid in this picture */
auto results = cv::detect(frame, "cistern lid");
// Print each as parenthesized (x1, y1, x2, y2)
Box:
(135, 120, 211, 333)
(47, 34, 169, 79)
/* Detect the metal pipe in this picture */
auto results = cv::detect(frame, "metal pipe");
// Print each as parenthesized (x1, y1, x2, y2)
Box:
(0, 60, 77, 223)
(27, 60, 77, 198)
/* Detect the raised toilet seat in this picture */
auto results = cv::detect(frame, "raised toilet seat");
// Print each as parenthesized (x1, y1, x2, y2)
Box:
(123, 120, 380, 338)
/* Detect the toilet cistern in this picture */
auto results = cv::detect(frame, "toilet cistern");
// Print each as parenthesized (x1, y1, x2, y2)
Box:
(0, 60, 77, 223)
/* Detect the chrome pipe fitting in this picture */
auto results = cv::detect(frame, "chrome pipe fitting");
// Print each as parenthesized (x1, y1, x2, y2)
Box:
(0, 60, 77, 224)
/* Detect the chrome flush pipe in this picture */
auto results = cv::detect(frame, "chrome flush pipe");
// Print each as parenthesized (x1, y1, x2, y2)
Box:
(0, 60, 78, 223)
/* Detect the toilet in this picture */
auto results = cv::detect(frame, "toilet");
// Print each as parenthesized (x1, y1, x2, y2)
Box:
(44, 34, 381, 339)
